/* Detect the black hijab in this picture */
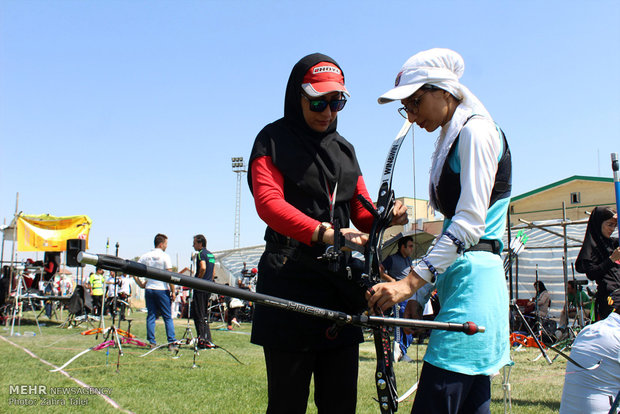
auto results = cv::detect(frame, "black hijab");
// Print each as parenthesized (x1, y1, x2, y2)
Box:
(577, 207, 617, 265)
(575, 206, 620, 293)
(248, 53, 361, 228)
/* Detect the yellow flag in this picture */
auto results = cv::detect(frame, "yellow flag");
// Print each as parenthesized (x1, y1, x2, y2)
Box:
(16, 214, 92, 252)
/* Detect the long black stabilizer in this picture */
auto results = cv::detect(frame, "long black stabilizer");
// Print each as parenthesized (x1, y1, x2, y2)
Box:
(78, 252, 484, 335)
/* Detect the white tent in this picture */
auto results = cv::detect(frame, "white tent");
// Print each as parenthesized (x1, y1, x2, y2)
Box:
(503, 219, 613, 318)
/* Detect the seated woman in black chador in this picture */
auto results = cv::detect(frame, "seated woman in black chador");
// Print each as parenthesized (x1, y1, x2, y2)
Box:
(575, 206, 620, 319)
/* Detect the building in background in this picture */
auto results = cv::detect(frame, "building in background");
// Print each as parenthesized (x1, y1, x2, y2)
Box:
(509, 176, 614, 223)
(382, 197, 443, 242)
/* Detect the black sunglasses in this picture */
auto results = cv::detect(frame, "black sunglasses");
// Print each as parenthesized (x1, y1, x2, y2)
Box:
(302, 94, 347, 113)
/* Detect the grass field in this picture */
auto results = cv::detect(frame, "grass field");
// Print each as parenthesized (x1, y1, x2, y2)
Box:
(1, 311, 566, 413)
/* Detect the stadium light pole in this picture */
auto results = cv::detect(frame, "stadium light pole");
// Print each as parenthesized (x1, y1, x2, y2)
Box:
(231, 157, 247, 249)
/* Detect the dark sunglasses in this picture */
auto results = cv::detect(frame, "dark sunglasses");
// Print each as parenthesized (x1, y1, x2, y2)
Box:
(302, 94, 347, 113)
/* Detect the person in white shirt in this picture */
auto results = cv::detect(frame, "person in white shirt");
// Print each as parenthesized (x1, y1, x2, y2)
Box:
(116, 273, 132, 321)
(134, 233, 177, 349)
(559, 288, 620, 414)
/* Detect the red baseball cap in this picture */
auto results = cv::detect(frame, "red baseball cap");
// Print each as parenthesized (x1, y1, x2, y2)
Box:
(302, 62, 350, 98)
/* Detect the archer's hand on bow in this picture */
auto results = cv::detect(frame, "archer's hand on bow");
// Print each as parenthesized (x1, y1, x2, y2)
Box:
(366, 269, 427, 313)
(390, 200, 409, 226)
(321, 227, 369, 250)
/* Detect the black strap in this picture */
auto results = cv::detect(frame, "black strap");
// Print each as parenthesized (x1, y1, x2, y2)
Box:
(264, 241, 333, 266)
(464, 239, 501, 255)
(264, 241, 357, 276)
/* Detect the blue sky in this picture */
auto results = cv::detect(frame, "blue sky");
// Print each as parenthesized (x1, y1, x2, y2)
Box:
(1, 1, 619, 270)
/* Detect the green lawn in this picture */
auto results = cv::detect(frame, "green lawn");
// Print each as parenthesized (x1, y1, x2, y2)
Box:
(1, 311, 565, 413)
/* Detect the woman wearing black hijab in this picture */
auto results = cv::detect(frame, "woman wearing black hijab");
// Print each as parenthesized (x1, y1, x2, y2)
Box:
(575, 206, 620, 319)
(248, 53, 406, 413)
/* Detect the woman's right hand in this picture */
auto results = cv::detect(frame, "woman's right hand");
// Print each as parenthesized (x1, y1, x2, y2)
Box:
(366, 270, 427, 313)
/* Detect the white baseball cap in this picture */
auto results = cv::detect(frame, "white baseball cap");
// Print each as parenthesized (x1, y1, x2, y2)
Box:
(378, 48, 463, 104)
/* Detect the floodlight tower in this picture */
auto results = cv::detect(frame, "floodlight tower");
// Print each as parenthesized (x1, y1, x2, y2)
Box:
(231, 157, 247, 249)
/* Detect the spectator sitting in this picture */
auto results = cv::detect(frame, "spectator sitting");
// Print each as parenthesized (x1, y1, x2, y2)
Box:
(558, 280, 592, 332)
(525, 281, 551, 318)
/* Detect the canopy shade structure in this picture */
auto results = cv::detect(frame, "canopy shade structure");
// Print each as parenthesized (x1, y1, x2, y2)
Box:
(16, 214, 92, 252)
(213, 245, 264, 285)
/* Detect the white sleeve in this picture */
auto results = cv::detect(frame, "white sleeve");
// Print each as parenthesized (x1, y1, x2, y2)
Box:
(164, 253, 172, 270)
(414, 120, 501, 284)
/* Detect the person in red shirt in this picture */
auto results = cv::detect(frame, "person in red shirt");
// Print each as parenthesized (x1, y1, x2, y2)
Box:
(248, 53, 406, 413)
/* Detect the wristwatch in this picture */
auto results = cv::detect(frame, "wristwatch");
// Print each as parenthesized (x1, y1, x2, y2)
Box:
(317, 222, 332, 244)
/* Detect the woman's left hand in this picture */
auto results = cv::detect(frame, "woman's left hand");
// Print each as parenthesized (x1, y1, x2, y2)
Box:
(390, 200, 409, 226)
(340, 228, 369, 247)
(322, 227, 369, 248)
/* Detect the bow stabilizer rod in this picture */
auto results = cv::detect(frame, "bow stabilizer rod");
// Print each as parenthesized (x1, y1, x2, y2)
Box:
(78, 252, 484, 334)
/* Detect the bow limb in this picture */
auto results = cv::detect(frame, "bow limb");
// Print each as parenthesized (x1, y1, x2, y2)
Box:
(361, 120, 412, 284)
(49, 340, 114, 372)
(397, 381, 418, 403)
(139, 340, 182, 357)
(373, 324, 398, 413)
(362, 120, 411, 413)
(50, 346, 97, 372)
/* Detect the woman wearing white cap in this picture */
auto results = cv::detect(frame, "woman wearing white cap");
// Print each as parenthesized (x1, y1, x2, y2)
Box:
(248, 53, 407, 413)
(368, 48, 512, 413)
